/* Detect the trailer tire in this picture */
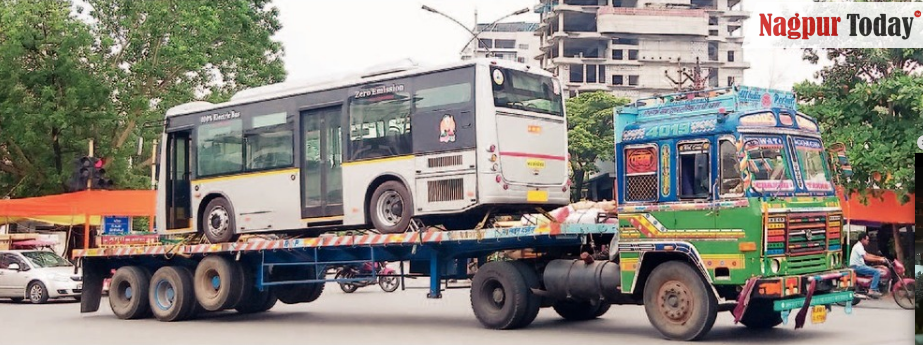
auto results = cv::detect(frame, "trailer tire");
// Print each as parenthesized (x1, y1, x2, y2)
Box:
(149, 266, 196, 322)
(470, 261, 534, 330)
(369, 181, 413, 234)
(202, 197, 238, 243)
(643, 261, 718, 341)
(109, 266, 152, 320)
(194, 256, 245, 311)
(739, 299, 783, 329)
(235, 288, 278, 314)
(510, 261, 542, 328)
(552, 300, 610, 321)
(272, 265, 324, 304)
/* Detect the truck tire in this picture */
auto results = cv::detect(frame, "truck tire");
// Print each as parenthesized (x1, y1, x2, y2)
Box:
(235, 288, 278, 314)
(202, 197, 238, 243)
(643, 261, 718, 341)
(194, 255, 245, 311)
(510, 261, 542, 328)
(470, 261, 534, 330)
(552, 300, 610, 321)
(149, 266, 196, 322)
(369, 181, 413, 234)
(272, 265, 324, 304)
(109, 266, 152, 319)
(739, 299, 783, 329)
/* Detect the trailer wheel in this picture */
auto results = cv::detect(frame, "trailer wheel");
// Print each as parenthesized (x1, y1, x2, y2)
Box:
(369, 181, 413, 234)
(149, 266, 196, 322)
(235, 288, 278, 314)
(202, 197, 238, 243)
(739, 299, 782, 329)
(272, 265, 324, 304)
(194, 256, 245, 311)
(470, 261, 534, 330)
(643, 261, 718, 341)
(552, 300, 611, 321)
(109, 266, 152, 320)
(510, 261, 542, 328)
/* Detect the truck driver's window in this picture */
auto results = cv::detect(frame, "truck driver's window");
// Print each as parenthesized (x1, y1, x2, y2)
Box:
(719, 139, 742, 196)
(678, 141, 711, 199)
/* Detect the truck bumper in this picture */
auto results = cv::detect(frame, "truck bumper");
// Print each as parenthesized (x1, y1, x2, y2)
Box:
(736, 268, 855, 328)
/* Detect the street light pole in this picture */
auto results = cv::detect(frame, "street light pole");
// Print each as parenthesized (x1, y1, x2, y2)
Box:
(421, 5, 530, 58)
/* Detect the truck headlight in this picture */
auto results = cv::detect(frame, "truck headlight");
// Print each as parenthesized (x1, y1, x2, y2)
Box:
(770, 259, 781, 274)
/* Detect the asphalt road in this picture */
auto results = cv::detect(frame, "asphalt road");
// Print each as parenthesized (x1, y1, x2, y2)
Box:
(0, 280, 913, 345)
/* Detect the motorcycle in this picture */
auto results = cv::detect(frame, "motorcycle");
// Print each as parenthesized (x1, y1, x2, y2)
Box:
(840, 258, 915, 310)
(335, 261, 400, 293)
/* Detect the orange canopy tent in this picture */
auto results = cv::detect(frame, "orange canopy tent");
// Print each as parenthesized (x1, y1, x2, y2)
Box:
(0, 190, 156, 249)
(836, 188, 915, 225)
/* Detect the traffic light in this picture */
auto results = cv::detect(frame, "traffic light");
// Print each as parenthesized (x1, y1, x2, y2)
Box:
(91, 158, 113, 190)
(67, 156, 113, 191)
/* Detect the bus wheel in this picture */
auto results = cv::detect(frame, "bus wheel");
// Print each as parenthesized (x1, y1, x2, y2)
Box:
(194, 256, 245, 311)
(149, 266, 196, 322)
(739, 299, 782, 329)
(470, 261, 535, 330)
(552, 300, 610, 321)
(369, 181, 413, 234)
(202, 198, 237, 243)
(109, 266, 152, 320)
(643, 261, 718, 341)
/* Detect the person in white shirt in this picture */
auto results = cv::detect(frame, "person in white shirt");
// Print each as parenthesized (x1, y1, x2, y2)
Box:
(849, 232, 887, 298)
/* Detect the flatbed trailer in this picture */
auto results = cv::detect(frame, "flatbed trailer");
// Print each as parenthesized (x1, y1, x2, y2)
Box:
(74, 220, 853, 341)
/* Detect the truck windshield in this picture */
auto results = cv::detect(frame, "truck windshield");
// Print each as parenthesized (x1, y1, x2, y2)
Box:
(492, 67, 563, 117)
(743, 136, 794, 193)
(791, 137, 834, 192)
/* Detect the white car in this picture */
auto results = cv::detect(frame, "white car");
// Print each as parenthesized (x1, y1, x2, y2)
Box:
(0, 250, 82, 303)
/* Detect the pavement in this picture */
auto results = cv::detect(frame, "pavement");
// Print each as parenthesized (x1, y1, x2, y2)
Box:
(0, 280, 914, 345)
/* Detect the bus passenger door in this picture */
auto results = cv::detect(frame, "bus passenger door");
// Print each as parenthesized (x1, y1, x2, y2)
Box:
(166, 131, 192, 230)
(301, 106, 345, 220)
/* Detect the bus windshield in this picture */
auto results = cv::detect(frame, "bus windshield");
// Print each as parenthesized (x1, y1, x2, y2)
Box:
(492, 68, 563, 117)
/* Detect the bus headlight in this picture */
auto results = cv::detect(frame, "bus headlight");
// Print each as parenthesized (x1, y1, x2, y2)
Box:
(770, 258, 781, 274)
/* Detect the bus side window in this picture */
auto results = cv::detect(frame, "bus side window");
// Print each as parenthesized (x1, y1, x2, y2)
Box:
(718, 139, 743, 196)
(197, 119, 243, 177)
(348, 87, 412, 160)
(245, 112, 293, 171)
(677, 140, 710, 199)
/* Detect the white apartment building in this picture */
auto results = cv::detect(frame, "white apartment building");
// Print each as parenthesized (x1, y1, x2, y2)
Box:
(534, 0, 750, 99)
(460, 22, 543, 70)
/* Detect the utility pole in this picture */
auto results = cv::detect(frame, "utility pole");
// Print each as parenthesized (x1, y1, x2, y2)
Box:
(422, 4, 530, 58)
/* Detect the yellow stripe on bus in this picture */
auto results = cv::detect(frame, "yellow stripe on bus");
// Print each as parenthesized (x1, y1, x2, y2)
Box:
(341, 155, 413, 167)
(302, 215, 344, 222)
(192, 168, 300, 184)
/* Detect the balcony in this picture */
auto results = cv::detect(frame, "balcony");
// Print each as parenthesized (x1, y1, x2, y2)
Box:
(597, 7, 709, 36)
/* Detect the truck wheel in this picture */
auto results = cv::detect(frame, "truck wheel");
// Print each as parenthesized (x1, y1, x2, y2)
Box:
(272, 265, 324, 304)
(643, 261, 718, 341)
(739, 299, 783, 329)
(202, 197, 238, 243)
(369, 181, 413, 234)
(149, 266, 196, 322)
(510, 261, 542, 328)
(109, 266, 152, 319)
(235, 288, 277, 314)
(470, 261, 534, 330)
(552, 300, 610, 321)
(194, 256, 245, 311)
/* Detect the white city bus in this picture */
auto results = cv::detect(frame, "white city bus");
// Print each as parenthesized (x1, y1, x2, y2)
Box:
(156, 59, 569, 243)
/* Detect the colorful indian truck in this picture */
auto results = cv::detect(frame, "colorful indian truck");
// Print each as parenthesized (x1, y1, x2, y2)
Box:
(612, 85, 855, 339)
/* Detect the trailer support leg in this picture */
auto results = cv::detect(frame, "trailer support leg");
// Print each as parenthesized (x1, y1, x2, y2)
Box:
(427, 252, 442, 299)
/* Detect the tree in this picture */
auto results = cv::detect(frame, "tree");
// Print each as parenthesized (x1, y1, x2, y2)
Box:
(0, 0, 286, 197)
(565, 92, 629, 201)
(793, 49, 923, 202)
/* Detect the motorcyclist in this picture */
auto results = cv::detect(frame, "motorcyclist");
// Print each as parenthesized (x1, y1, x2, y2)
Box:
(849, 232, 887, 299)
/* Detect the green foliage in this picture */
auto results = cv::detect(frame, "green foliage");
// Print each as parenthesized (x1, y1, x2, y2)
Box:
(565, 92, 629, 201)
(794, 49, 922, 202)
(0, 0, 286, 197)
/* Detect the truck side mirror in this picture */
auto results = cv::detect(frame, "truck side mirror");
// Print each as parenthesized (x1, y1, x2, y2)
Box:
(827, 142, 853, 178)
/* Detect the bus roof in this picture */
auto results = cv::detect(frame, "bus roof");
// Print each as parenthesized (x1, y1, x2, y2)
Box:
(165, 58, 552, 118)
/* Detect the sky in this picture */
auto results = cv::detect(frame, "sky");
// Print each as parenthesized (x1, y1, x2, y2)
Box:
(272, 0, 825, 91)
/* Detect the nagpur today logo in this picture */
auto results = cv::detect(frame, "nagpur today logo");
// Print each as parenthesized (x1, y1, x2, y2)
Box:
(759, 12, 917, 40)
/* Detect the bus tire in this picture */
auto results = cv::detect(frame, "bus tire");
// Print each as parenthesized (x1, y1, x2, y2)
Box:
(235, 288, 277, 314)
(202, 197, 238, 243)
(643, 261, 718, 341)
(194, 256, 245, 311)
(739, 299, 783, 329)
(369, 181, 413, 234)
(552, 300, 610, 321)
(470, 261, 534, 330)
(149, 266, 196, 322)
(109, 266, 152, 320)
(510, 261, 542, 328)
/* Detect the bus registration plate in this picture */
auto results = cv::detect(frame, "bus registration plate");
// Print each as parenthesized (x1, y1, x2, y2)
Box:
(527, 190, 548, 202)
(811, 305, 826, 324)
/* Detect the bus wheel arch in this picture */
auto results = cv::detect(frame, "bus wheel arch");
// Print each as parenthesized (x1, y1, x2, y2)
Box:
(365, 175, 414, 234)
(198, 194, 238, 243)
